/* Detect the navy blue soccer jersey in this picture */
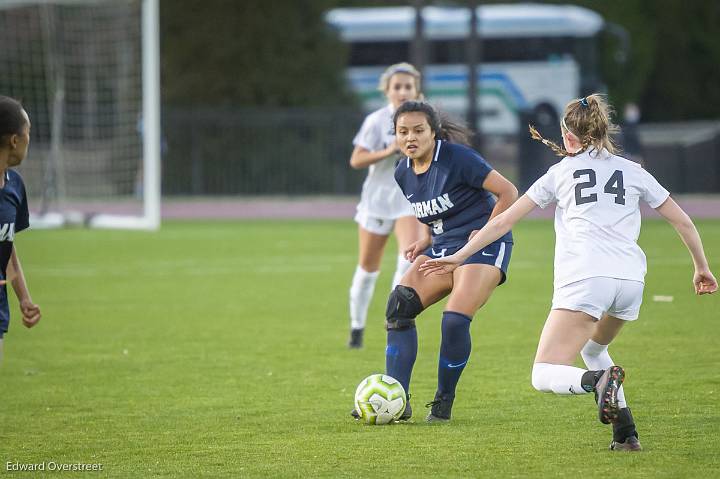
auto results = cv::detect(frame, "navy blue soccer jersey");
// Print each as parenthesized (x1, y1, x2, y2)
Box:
(0, 169, 30, 336)
(394, 140, 512, 249)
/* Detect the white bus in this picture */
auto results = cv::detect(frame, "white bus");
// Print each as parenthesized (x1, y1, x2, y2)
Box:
(326, 4, 618, 135)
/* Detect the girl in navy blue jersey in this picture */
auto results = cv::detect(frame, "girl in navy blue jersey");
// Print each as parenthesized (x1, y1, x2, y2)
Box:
(355, 100, 518, 422)
(0, 95, 41, 363)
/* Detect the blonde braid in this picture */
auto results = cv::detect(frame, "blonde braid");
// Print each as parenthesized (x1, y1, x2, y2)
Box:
(528, 124, 581, 157)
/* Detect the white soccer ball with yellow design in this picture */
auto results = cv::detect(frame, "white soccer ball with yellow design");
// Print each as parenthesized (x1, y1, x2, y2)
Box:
(354, 374, 406, 425)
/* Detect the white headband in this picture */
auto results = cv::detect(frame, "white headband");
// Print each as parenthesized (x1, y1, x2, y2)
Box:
(561, 117, 579, 138)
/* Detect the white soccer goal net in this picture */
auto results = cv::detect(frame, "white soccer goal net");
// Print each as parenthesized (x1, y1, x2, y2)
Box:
(0, 0, 160, 230)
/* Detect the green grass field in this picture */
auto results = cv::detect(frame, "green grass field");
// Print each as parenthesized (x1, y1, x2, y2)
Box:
(1, 219, 719, 477)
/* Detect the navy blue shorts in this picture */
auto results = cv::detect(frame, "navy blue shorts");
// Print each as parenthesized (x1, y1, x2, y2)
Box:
(0, 287, 9, 337)
(423, 240, 513, 285)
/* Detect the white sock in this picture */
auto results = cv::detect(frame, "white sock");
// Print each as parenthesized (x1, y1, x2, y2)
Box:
(391, 254, 412, 289)
(581, 340, 627, 408)
(532, 362, 589, 395)
(349, 266, 379, 330)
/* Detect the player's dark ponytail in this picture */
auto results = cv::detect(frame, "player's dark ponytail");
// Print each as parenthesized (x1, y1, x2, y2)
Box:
(393, 101, 471, 146)
(0, 96, 26, 145)
(436, 114, 471, 146)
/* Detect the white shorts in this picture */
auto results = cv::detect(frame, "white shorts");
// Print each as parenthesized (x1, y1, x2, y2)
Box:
(354, 210, 396, 236)
(552, 277, 644, 321)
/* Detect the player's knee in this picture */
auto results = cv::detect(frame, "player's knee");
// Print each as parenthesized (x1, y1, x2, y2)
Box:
(385, 285, 424, 331)
(531, 363, 552, 393)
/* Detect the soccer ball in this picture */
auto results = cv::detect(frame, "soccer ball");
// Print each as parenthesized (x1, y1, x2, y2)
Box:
(354, 374, 406, 425)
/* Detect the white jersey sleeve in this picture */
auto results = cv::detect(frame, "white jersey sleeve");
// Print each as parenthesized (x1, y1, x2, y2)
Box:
(638, 168, 670, 208)
(352, 114, 382, 151)
(525, 167, 558, 209)
(351, 105, 415, 219)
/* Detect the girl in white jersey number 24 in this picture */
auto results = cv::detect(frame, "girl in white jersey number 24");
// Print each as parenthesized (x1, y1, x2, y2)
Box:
(420, 94, 717, 452)
(346, 63, 426, 348)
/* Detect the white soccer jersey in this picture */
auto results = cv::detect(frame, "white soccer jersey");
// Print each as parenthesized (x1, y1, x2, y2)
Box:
(352, 104, 415, 219)
(526, 148, 670, 288)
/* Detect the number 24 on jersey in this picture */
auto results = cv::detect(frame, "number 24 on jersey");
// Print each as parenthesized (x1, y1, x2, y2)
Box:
(573, 169, 626, 206)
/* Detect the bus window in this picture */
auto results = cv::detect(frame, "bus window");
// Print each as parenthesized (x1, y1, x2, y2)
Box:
(428, 40, 466, 64)
(484, 37, 575, 63)
(348, 41, 409, 67)
(428, 37, 584, 65)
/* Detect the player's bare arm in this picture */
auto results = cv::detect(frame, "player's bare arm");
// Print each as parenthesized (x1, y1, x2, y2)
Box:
(655, 197, 718, 295)
(468, 170, 518, 240)
(420, 195, 537, 275)
(483, 170, 519, 220)
(404, 225, 432, 262)
(349, 144, 399, 169)
(7, 246, 41, 327)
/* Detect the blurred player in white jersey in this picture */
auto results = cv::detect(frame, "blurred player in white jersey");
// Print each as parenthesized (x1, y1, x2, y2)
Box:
(346, 63, 426, 348)
(420, 94, 717, 451)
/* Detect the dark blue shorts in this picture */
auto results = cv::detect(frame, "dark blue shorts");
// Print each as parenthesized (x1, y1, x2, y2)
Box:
(423, 240, 513, 285)
(0, 298, 9, 338)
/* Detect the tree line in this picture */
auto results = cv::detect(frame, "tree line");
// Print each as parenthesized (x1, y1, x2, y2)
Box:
(161, 0, 720, 121)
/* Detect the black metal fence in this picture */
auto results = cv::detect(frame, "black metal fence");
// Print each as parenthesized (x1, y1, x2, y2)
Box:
(162, 107, 367, 195)
(638, 122, 720, 193)
(162, 106, 720, 196)
(516, 113, 720, 194)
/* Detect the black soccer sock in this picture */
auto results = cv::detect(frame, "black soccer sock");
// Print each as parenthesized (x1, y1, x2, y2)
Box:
(580, 369, 604, 393)
(437, 311, 472, 396)
(613, 407, 639, 442)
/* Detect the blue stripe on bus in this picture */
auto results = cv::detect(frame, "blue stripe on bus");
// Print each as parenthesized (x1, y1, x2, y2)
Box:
(351, 71, 527, 108)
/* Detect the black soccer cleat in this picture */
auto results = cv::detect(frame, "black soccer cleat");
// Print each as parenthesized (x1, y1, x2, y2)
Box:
(425, 392, 455, 422)
(610, 435, 642, 452)
(397, 396, 412, 421)
(610, 407, 640, 450)
(348, 328, 364, 349)
(595, 366, 625, 424)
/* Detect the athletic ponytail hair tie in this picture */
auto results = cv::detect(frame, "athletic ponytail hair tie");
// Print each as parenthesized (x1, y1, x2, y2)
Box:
(580, 97, 589, 108)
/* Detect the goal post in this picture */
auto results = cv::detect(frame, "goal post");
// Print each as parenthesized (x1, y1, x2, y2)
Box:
(0, 0, 161, 230)
(90, 0, 160, 230)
